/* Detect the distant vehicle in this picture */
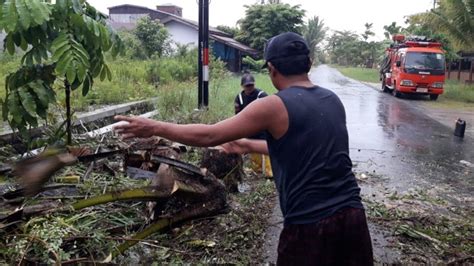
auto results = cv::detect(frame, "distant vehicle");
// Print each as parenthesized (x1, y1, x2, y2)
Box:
(380, 35, 446, 101)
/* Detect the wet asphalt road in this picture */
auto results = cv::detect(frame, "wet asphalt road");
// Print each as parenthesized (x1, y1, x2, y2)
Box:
(263, 65, 473, 264)
(312, 65, 473, 197)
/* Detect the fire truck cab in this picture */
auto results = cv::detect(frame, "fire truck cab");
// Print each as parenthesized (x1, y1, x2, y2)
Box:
(380, 35, 446, 101)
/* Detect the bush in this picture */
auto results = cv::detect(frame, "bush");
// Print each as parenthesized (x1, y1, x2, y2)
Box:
(135, 16, 170, 58)
(146, 57, 196, 85)
(118, 30, 148, 60)
(145, 46, 228, 86)
(210, 55, 229, 79)
(242, 56, 265, 73)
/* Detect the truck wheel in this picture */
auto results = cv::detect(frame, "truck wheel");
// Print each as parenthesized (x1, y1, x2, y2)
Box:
(392, 83, 402, 98)
(430, 94, 438, 101)
(382, 78, 389, 93)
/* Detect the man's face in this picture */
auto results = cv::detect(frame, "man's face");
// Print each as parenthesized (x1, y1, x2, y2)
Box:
(242, 84, 255, 92)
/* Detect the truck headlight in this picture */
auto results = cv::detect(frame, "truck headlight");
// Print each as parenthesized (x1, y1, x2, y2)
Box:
(432, 82, 444, 88)
(400, 80, 415, 86)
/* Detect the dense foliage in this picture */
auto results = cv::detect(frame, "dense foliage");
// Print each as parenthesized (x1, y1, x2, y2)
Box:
(236, 3, 305, 51)
(0, 0, 122, 137)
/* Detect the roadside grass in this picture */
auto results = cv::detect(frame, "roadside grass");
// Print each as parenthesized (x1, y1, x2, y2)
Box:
(333, 65, 380, 83)
(0, 51, 273, 125)
(154, 72, 274, 124)
(442, 80, 474, 103)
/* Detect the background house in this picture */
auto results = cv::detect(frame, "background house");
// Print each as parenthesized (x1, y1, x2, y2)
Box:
(108, 4, 258, 72)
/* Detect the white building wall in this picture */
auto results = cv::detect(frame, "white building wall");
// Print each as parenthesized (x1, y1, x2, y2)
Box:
(165, 21, 198, 47)
(109, 14, 147, 24)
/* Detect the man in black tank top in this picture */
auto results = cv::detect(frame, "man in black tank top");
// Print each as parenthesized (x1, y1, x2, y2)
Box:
(114, 32, 373, 265)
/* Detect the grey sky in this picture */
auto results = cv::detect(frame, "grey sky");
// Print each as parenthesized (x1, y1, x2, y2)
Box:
(89, 0, 435, 40)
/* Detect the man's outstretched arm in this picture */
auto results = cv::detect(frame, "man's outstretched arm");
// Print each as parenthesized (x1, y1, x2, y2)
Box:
(113, 95, 285, 148)
(220, 138, 269, 155)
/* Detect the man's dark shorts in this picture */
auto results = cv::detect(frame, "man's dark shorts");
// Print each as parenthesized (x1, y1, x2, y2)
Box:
(277, 207, 373, 266)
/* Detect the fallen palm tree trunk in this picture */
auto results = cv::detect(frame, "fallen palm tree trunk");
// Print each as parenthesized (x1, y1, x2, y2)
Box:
(70, 179, 214, 211)
(110, 197, 227, 259)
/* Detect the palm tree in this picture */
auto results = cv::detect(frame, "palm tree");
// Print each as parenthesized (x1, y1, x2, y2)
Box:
(428, 0, 474, 51)
(383, 22, 403, 40)
(303, 16, 327, 62)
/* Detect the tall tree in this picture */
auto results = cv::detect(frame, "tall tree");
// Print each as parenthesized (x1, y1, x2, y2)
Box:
(361, 23, 378, 68)
(383, 22, 403, 40)
(236, 3, 305, 50)
(428, 0, 474, 51)
(134, 16, 170, 58)
(405, 12, 456, 58)
(303, 16, 327, 62)
(362, 23, 375, 41)
(326, 30, 362, 66)
(326, 26, 385, 68)
(216, 25, 239, 38)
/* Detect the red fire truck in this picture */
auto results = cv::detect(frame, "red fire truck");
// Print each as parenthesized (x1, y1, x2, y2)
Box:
(380, 35, 446, 100)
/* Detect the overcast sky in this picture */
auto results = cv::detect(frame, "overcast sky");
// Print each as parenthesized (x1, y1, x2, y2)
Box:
(89, 0, 435, 40)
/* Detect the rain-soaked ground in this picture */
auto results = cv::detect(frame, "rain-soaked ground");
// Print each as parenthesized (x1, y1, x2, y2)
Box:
(263, 65, 474, 264)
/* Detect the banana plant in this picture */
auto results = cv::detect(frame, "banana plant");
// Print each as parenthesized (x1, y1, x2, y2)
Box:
(0, 0, 124, 144)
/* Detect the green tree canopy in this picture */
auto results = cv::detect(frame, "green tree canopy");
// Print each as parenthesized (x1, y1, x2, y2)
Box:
(134, 16, 170, 58)
(405, 12, 457, 58)
(236, 3, 305, 51)
(383, 22, 403, 40)
(362, 23, 375, 41)
(326, 30, 362, 66)
(302, 16, 327, 62)
(216, 25, 239, 38)
(428, 0, 474, 51)
(0, 0, 123, 139)
(326, 26, 385, 68)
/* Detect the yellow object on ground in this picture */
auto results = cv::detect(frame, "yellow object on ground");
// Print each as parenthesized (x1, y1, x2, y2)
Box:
(250, 153, 273, 177)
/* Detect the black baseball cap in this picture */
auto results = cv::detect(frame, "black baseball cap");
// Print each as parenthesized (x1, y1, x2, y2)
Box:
(241, 73, 255, 86)
(262, 32, 310, 69)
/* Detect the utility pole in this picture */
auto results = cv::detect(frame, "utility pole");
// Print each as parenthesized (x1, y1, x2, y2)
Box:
(198, 0, 209, 109)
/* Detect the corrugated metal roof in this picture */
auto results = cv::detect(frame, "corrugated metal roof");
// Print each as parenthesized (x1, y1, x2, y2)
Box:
(160, 16, 229, 37)
(210, 34, 258, 55)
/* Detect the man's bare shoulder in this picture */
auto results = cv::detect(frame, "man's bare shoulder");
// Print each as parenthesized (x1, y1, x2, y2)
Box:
(247, 94, 285, 114)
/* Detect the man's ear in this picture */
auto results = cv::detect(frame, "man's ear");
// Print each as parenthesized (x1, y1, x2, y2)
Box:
(268, 62, 277, 78)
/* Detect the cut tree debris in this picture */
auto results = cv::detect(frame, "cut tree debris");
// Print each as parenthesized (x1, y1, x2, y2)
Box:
(0, 137, 239, 263)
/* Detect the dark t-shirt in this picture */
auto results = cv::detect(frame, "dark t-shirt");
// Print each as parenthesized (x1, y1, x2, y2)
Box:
(266, 86, 363, 225)
(234, 88, 268, 114)
(234, 88, 268, 139)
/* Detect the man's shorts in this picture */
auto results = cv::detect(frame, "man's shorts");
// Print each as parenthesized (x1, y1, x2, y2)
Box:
(277, 207, 373, 266)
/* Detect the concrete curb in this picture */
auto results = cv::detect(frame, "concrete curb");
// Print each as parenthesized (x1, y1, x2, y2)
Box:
(0, 98, 157, 143)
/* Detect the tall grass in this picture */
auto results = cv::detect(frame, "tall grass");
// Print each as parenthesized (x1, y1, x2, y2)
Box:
(333, 66, 380, 83)
(68, 59, 158, 110)
(443, 80, 474, 103)
(0, 49, 273, 129)
(155, 72, 274, 124)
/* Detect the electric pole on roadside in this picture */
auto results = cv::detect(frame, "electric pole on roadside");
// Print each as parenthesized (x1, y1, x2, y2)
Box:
(198, 0, 209, 109)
